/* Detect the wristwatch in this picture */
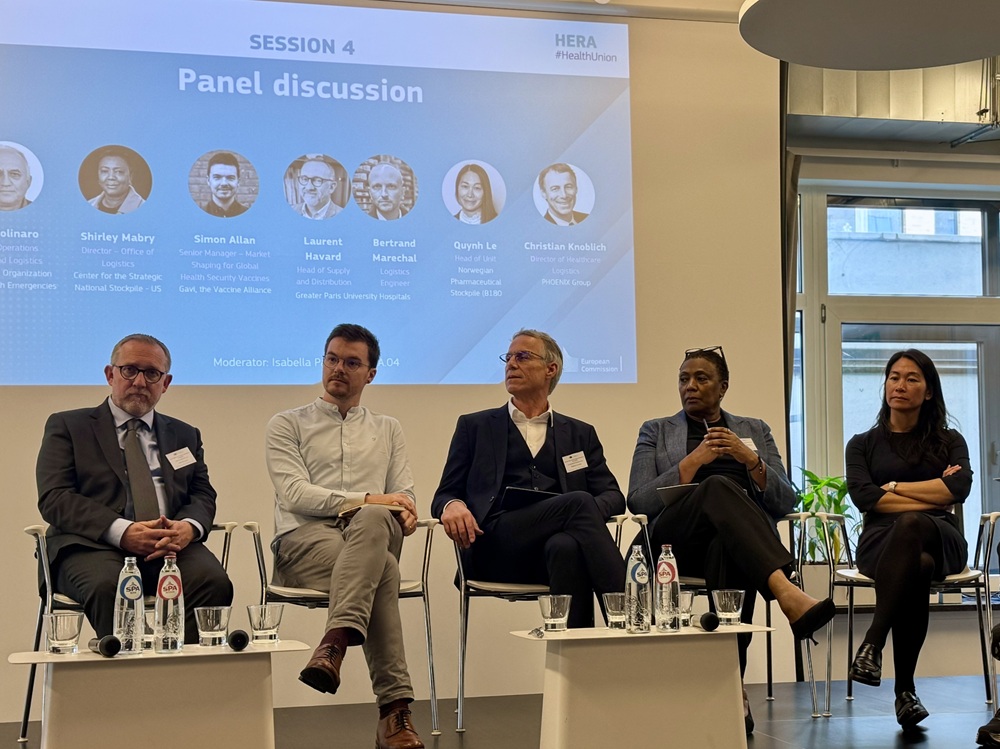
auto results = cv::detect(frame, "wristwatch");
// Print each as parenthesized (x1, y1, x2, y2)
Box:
(887, 481, 897, 493)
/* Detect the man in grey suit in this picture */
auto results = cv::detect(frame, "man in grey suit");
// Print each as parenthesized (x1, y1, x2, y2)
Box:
(36, 333, 232, 641)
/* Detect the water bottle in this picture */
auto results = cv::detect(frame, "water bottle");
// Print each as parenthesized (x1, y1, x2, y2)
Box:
(655, 544, 681, 632)
(113, 556, 144, 654)
(154, 556, 184, 652)
(625, 545, 651, 633)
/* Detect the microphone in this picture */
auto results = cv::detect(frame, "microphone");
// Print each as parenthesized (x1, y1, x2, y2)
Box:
(88, 635, 122, 657)
(227, 630, 250, 651)
(692, 612, 720, 632)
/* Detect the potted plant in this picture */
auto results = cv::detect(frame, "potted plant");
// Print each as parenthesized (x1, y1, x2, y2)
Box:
(795, 470, 861, 565)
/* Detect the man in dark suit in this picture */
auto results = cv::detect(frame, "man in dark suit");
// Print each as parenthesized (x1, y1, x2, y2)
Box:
(432, 329, 625, 627)
(539, 163, 589, 226)
(36, 333, 232, 640)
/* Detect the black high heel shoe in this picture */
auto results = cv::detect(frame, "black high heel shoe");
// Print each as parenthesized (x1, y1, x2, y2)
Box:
(850, 642, 882, 687)
(789, 598, 836, 642)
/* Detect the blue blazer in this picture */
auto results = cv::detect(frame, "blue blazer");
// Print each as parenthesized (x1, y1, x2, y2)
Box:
(36, 401, 218, 564)
(626, 409, 796, 527)
(432, 404, 624, 523)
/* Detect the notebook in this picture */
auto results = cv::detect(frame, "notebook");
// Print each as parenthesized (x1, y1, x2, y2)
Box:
(656, 484, 698, 508)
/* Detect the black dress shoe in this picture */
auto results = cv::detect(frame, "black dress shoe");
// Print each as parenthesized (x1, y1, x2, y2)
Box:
(790, 598, 836, 642)
(850, 642, 882, 687)
(991, 623, 1000, 661)
(743, 688, 754, 736)
(977, 708, 1000, 747)
(895, 691, 929, 728)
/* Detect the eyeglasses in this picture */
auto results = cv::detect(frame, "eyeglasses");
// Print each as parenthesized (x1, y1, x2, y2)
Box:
(499, 351, 545, 364)
(323, 354, 368, 372)
(684, 345, 726, 363)
(114, 365, 166, 384)
(297, 176, 335, 188)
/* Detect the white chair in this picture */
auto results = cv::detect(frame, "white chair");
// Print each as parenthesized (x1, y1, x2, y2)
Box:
(243, 518, 440, 735)
(453, 514, 627, 732)
(816, 511, 994, 715)
(20, 521, 237, 743)
(629, 511, 824, 716)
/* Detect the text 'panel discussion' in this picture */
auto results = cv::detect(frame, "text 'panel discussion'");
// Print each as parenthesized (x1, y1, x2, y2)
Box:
(6, 0, 1000, 747)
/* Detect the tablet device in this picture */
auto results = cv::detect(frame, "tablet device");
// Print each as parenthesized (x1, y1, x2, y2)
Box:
(338, 503, 406, 519)
(497, 486, 558, 513)
(656, 484, 697, 508)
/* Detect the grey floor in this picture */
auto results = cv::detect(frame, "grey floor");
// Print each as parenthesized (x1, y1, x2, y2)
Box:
(6, 677, 1000, 748)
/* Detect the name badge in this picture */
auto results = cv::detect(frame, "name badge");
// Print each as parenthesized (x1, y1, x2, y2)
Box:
(740, 437, 758, 453)
(165, 447, 196, 469)
(562, 451, 587, 473)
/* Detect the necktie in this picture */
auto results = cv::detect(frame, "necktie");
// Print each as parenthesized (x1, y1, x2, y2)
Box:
(124, 419, 159, 521)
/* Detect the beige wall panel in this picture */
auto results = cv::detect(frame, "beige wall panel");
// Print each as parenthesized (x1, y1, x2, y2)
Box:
(856, 71, 891, 119)
(888, 68, 924, 120)
(822, 69, 858, 117)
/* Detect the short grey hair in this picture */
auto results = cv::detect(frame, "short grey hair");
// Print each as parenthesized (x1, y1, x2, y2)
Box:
(512, 328, 562, 393)
(110, 334, 171, 372)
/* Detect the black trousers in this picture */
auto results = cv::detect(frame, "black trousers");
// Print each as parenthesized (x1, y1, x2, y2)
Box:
(646, 475, 793, 674)
(471, 491, 626, 628)
(54, 543, 233, 643)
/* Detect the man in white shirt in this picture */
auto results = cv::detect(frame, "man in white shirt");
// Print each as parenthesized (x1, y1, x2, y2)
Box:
(266, 323, 423, 749)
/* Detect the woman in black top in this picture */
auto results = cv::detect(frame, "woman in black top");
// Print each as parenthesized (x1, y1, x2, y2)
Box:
(846, 349, 972, 729)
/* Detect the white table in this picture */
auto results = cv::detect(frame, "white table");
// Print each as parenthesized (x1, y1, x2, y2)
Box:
(9, 640, 308, 749)
(512, 624, 770, 749)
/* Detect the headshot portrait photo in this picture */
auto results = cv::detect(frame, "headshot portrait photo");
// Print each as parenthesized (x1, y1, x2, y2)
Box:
(0, 141, 43, 212)
(78, 145, 151, 215)
(533, 162, 595, 227)
(189, 150, 258, 218)
(441, 160, 505, 226)
(284, 154, 349, 220)
(353, 155, 417, 221)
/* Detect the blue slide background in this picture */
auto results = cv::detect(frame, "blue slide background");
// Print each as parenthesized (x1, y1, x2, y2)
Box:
(0, 42, 635, 384)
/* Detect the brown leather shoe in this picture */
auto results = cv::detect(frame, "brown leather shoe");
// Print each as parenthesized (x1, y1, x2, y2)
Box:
(376, 707, 424, 749)
(299, 629, 346, 694)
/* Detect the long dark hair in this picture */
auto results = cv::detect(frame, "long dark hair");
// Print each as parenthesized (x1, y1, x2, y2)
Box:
(875, 349, 950, 460)
(455, 163, 497, 223)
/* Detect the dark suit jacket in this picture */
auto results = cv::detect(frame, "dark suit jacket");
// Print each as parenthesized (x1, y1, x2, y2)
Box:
(544, 210, 588, 225)
(431, 404, 624, 523)
(36, 401, 218, 564)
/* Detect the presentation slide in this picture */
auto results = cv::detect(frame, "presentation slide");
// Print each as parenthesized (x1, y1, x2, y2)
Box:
(0, 0, 635, 385)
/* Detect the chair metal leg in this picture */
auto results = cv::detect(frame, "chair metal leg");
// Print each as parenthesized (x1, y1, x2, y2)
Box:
(846, 587, 855, 700)
(976, 584, 992, 704)
(421, 590, 440, 735)
(20, 599, 45, 742)
(765, 601, 774, 701)
(804, 639, 820, 718)
(823, 599, 833, 717)
(456, 590, 469, 732)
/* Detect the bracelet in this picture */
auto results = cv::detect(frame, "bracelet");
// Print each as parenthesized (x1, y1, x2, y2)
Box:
(750, 457, 763, 474)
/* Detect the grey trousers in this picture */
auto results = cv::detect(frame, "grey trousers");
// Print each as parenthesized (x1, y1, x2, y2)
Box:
(273, 507, 413, 705)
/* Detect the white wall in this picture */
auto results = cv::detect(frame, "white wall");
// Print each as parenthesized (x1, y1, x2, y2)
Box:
(0, 3, 786, 721)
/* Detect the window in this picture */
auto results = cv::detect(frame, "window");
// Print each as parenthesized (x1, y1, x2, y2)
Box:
(827, 196, 995, 297)
(797, 181, 1000, 564)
